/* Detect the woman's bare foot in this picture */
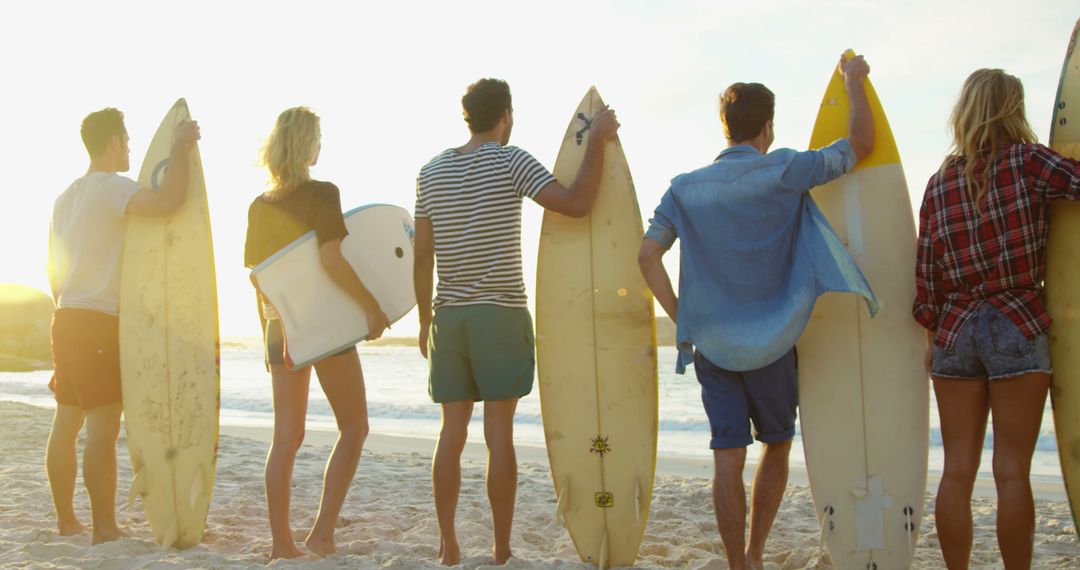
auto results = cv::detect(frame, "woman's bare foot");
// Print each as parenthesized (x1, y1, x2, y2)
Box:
(270, 542, 306, 560)
(57, 519, 86, 536)
(304, 534, 336, 558)
(439, 539, 461, 566)
(493, 546, 513, 565)
(91, 526, 129, 545)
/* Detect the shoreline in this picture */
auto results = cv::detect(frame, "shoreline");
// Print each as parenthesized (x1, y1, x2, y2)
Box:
(0, 393, 1067, 501)
(222, 424, 1069, 502)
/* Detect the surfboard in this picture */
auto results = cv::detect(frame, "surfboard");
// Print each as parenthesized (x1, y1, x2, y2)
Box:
(119, 99, 219, 549)
(536, 87, 658, 570)
(251, 204, 416, 369)
(1048, 17, 1080, 537)
(796, 51, 929, 569)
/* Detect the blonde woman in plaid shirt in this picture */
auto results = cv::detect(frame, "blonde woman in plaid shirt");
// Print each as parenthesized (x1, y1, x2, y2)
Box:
(914, 69, 1080, 569)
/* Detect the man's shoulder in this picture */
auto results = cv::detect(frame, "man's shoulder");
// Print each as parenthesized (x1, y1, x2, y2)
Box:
(419, 148, 459, 175)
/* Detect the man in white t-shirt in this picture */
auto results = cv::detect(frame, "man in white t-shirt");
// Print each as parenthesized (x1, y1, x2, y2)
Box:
(46, 108, 199, 544)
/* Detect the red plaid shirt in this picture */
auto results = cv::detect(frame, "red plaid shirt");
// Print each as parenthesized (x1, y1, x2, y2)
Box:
(913, 143, 1080, 350)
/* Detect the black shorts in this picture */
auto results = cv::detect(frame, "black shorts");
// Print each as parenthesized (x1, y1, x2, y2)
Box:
(48, 308, 122, 410)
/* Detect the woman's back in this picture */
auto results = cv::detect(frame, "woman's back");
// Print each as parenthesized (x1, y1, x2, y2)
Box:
(244, 180, 347, 269)
(916, 141, 1080, 348)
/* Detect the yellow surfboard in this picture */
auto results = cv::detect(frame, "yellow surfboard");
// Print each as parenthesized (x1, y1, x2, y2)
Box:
(536, 87, 658, 569)
(797, 52, 929, 569)
(1048, 18, 1080, 536)
(120, 99, 219, 549)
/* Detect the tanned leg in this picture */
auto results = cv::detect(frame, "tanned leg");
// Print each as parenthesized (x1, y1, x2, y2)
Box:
(265, 364, 312, 560)
(745, 439, 791, 569)
(305, 351, 369, 557)
(433, 401, 473, 566)
(483, 398, 518, 564)
(989, 372, 1050, 570)
(46, 404, 86, 535)
(932, 377, 990, 570)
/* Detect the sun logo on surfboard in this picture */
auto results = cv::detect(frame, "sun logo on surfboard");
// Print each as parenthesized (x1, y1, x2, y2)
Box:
(589, 435, 611, 457)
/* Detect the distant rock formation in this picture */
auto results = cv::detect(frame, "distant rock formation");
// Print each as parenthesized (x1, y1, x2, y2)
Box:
(0, 284, 54, 371)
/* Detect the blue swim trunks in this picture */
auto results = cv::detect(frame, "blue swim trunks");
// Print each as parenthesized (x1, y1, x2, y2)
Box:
(931, 304, 1052, 381)
(694, 348, 798, 449)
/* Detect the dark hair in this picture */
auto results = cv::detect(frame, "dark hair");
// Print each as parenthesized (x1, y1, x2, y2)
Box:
(81, 108, 127, 157)
(719, 83, 775, 143)
(462, 78, 512, 134)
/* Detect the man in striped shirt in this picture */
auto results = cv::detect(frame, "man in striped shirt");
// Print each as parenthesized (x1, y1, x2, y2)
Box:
(414, 78, 618, 566)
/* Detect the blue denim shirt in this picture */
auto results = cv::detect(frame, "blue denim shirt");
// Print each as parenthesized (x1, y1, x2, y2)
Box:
(645, 141, 879, 373)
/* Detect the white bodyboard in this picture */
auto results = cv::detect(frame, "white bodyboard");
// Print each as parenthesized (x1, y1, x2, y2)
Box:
(252, 204, 416, 369)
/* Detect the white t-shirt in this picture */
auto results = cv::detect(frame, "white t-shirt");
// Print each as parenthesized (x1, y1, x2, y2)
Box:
(49, 172, 141, 315)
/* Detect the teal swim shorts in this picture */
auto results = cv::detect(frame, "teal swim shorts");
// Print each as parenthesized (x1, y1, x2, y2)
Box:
(428, 304, 535, 403)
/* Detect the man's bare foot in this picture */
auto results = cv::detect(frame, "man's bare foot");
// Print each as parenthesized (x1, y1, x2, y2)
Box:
(270, 542, 306, 560)
(57, 519, 86, 536)
(304, 535, 336, 558)
(91, 526, 129, 545)
(439, 540, 461, 566)
(493, 546, 513, 565)
(744, 552, 764, 570)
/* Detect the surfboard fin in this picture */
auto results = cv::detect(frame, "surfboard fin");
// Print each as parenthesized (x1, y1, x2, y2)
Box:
(598, 529, 609, 570)
(635, 478, 644, 528)
(190, 464, 207, 510)
(555, 478, 570, 524)
(128, 467, 147, 509)
(161, 519, 178, 551)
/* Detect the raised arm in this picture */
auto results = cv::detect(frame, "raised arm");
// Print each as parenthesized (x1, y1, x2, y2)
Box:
(533, 108, 620, 218)
(841, 55, 875, 162)
(126, 120, 201, 217)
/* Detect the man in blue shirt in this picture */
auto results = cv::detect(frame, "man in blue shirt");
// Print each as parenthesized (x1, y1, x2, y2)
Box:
(638, 55, 877, 570)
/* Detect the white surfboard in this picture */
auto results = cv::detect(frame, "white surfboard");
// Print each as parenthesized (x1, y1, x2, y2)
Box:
(251, 204, 416, 369)
(797, 52, 929, 569)
(120, 99, 219, 550)
(536, 87, 658, 569)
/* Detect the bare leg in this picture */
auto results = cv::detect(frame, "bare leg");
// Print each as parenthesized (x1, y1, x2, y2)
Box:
(745, 439, 791, 569)
(266, 363, 311, 560)
(713, 447, 748, 570)
(47, 404, 86, 536)
(84, 403, 123, 544)
(483, 398, 518, 564)
(305, 351, 369, 557)
(932, 376, 990, 570)
(989, 372, 1049, 570)
(433, 401, 473, 566)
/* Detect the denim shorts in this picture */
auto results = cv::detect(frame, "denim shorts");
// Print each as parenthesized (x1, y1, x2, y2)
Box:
(694, 348, 798, 449)
(931, 304, 1052, 381)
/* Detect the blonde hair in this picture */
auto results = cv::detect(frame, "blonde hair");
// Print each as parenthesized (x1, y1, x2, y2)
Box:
(261, 107, 321, 195)
(943, 69, 1037, 210)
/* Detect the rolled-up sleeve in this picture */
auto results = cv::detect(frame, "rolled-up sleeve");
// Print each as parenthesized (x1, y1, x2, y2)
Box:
(783, 139, 858, 192)
(644, 188, 678, 249)
(1025, 143, 1080, 201)
(912, 190, 942, 330)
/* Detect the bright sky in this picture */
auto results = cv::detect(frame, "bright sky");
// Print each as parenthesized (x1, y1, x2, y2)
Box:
(0, 1, 1074, 337)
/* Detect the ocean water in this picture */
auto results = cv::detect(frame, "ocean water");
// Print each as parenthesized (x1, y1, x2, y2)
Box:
(0, 340, 1063, 481)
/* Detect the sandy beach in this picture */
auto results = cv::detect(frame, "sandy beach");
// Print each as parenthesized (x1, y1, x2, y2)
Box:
(0, 400, 1077, 569)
